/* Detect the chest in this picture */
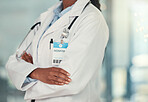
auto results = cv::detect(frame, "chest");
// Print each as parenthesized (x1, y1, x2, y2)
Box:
(31, 24, 75, 67)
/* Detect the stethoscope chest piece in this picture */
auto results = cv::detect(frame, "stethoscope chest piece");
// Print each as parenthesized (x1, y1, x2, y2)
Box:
(60, 28, 70, 44)
(61, 28, 69, 39)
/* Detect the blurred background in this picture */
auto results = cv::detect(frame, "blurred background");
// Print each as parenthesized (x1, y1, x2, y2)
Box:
(0, 0, 148, 102)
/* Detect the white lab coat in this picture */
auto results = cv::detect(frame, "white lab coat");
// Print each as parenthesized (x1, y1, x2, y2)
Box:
(6, 0, 109, 101)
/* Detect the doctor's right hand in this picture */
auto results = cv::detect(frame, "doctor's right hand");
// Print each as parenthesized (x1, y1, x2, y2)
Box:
(21, 52, 33, 64)
(29, 67, 72, 85)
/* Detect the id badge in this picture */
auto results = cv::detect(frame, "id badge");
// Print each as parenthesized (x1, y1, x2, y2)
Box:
(51, 42, 68, 66)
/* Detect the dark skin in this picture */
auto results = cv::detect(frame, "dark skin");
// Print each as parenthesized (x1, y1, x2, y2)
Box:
(21, 52, 71, 85)
(21, 0, 77, 85)
(62, 0, 77, 10)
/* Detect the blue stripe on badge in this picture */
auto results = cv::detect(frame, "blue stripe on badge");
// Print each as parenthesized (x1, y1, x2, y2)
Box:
(53, 42, 68, 48)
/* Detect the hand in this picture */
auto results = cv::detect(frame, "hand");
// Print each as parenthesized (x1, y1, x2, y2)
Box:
(29, 67, 72, 85)
(21, 52, 33, 64)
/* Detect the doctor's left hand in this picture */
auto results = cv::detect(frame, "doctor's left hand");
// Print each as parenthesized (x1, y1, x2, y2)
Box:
(21, 52, 33, 64)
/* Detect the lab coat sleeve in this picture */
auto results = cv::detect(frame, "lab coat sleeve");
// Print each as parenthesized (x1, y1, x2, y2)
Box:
(23, 77, 37, 87)
(24, 13, 109, 100)
(5, 17, 41, 91)
(6, 53, 38, 91)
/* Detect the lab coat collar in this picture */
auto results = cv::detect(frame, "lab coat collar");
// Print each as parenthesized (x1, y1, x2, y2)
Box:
(53, 2, 74, 19)
(48, 0, 90, 17)
(41, 0, 90, 36)
(69, 0, 90, 16)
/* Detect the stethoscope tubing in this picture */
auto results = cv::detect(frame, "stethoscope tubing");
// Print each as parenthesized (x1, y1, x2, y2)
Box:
(16, 22, 41, 59)
(15, 2, 90, 60)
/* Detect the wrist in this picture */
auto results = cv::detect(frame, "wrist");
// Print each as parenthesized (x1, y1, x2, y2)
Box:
(29, 68, 40, 80)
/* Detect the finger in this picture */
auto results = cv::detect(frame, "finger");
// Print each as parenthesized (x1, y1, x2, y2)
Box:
(52, 67, 70, 76)
(21, 54, 27, 61)
(24, 53, 32, 63)
(23, 52, 30, 62)
(48, 80, 64, 85)
(53, 71, 71, 82)
(48, 75, 69, 84)
(28, 54, 33, 64)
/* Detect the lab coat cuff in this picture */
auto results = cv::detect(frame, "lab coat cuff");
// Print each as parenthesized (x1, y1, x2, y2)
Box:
(20, 65, 39, 91)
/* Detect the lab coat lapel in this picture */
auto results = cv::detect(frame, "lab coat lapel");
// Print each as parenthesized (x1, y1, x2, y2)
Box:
(38, 2, 62, 36)
(42, 0, 90, 37)
(33, 0, 90, 64)
(33, 3, 61, 64)
(36, 1, 63, 39)
(44, 12, 71, 34)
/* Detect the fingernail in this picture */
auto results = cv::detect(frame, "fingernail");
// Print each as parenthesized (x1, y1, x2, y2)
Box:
(68, 79, 71, 82)
(60, 83, 64, 85)
(67, 73, 70, 76)
(65, 81, 69, 84)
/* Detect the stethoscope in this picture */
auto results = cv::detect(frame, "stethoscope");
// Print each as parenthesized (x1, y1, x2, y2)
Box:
(60, 16, 79, 43)
(15, 13, 78, 60)
(15, 20, 72, 60)
(60, 1, 90, 42)
(16, 22, 41, 60)
(16, 2, 90, 61)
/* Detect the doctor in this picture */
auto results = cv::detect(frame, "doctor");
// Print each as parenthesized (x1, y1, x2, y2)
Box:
(6, 0, 109, 101)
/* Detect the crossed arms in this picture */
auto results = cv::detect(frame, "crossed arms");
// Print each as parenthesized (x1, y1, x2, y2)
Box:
(21, 52, 72, 86)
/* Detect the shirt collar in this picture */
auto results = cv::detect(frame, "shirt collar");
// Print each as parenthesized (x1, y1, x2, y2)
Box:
(53, 2, 74, 18)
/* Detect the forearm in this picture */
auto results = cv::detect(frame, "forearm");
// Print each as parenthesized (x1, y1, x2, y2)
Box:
(6, 53, 38, 91)
(28, 67, 71, 86)
(29, 68, 40, 80)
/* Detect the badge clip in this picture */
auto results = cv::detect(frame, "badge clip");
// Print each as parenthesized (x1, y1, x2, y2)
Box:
(60, 28, 69, 44)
